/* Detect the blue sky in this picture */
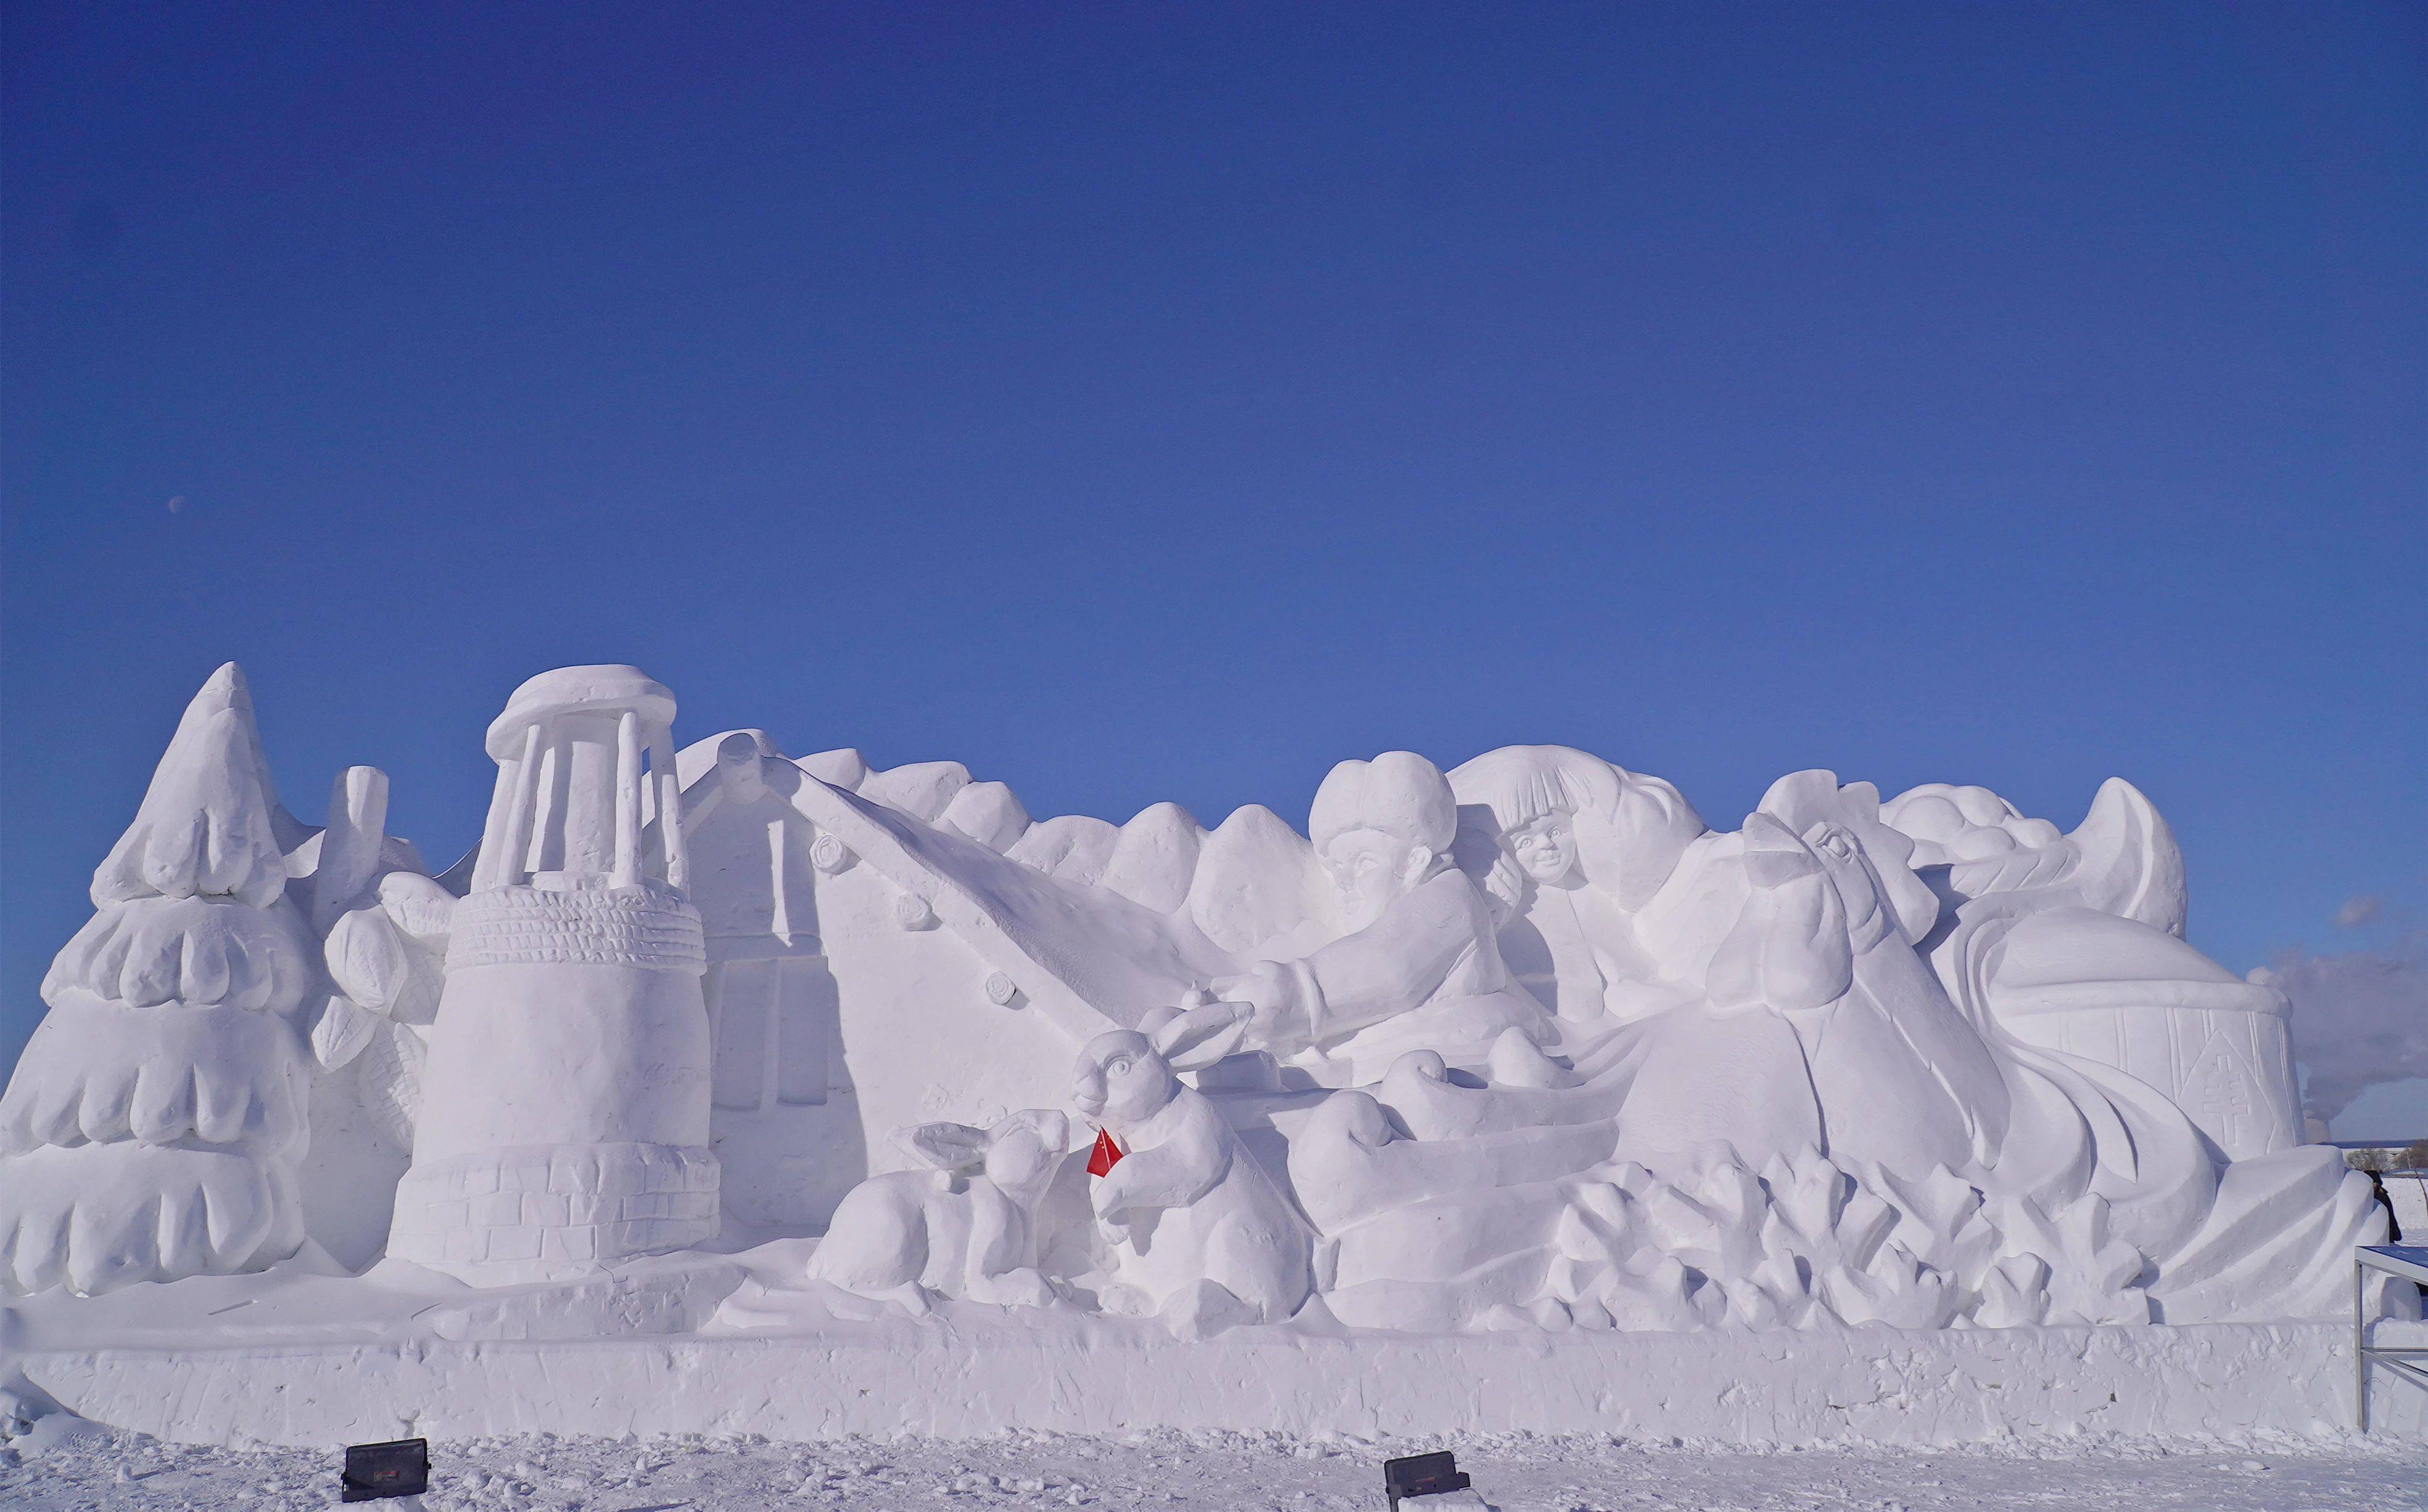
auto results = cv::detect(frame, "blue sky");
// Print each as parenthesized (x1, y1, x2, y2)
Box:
(5, 4, 2422, 1132)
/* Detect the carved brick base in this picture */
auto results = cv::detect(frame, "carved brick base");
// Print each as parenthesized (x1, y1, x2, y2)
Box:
(387, 1141, 719, 1285)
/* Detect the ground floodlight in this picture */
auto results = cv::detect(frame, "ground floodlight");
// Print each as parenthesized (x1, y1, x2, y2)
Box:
(1382, 1448, 1471, 1509)
(341, 1437, 430, 1502)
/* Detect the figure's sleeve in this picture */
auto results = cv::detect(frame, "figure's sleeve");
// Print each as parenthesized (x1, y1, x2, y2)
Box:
(1302, 874, 1480, 1044)
(1706, 869, 1851, 1016)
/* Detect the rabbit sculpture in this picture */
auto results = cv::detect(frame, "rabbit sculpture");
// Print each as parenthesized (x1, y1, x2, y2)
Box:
(1073, 998, 1312, 1339)
(806, 1108, 1073, 1313)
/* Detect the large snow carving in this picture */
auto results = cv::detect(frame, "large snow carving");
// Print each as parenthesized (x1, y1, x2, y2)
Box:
(806, 1109, 1073, 1312)
(1077, 998, 1314, 1337)
(384, 667, 718, 1284)
(0, 667, 2403, 1355)
(1880, 778, 2302, 1161)
(1210, 752, 1553, 1083)
(4, 669, 316, 1293)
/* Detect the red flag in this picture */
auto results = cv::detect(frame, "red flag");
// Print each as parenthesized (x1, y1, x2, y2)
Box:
(1086, 1126, 1125, 1177)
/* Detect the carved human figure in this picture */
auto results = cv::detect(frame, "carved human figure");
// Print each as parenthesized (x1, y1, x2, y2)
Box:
(1211, 753, 1552, 1083)
(1709, 814, 2009, 1177)
(1546, 772, 1995, 1178)
(1697, 777, 2224, 1262)
(1447, 746, 1705, 1027)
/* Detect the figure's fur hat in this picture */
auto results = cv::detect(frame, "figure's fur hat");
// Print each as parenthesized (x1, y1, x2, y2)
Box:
(1309, 751, 1457, 853)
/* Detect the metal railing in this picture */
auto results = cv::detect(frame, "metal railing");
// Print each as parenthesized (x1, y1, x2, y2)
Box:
(2356, 1245, 2428, 1432)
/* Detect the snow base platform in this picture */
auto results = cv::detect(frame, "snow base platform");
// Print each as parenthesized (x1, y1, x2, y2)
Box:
(7, 1249, 2422, 1448)
(12, 1315, 2427, 1448)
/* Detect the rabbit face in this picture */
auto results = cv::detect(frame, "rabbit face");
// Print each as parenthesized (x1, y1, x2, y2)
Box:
(981, 1108, 1072, 1206)
(1073, 1030, 1172, 1129)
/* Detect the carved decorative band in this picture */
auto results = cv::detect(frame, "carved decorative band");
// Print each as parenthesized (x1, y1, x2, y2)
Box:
(447, 885, 706, 972)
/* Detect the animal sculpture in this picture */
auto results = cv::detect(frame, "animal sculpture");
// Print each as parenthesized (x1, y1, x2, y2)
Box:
(806, 1108, 1073, 1312)
(1072, 998, 1313, 1338)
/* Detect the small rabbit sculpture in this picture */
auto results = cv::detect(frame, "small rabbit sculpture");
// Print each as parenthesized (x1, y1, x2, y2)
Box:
(806, 1108, 1072, 1313)
(1073, 997, 1312, 1339)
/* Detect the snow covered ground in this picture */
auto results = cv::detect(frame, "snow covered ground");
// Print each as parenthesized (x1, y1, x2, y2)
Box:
(4, 1422, 2425, 1512)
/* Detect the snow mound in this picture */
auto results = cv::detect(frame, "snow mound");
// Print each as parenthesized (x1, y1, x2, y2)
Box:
(1098, 802, 1207, 913)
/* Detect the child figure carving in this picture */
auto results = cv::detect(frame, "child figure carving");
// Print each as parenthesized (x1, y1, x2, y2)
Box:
(1445, 745, 1706, 1028)
(1210, 752, 1554, 1084)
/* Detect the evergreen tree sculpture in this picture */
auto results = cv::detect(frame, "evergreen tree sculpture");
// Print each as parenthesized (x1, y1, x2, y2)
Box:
(0, 664, 317, 1294)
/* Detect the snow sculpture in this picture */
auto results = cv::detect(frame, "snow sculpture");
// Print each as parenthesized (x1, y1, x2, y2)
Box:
(1257, 753, 2381, 1331)
(1, 664, 2400, 1348)
(679, 731, 851, 1229)
(665, 727, 1142, 1236)
(1880, 779, 2302, 1160)
(384, 666, 719, 1283)
(0, 662, 461, 1292)
(295, 763, 458, 1265)
(805, 1109, 1073, 1311)
(0, 666, 315, 1294)
(1075, 996, 1314, 1337)
(1210, 753, 1552, 1083)
(1445, 745, 1701, 1025)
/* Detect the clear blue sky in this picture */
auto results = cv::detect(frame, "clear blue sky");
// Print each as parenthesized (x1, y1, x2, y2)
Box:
(5, 4, 2423, 1131)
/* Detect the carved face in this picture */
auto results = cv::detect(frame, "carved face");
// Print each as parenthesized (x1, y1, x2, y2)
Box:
(983, 1109, 1072, 1206)
(1322, 826, 1426, 933)
(1504, 812, 1577, 885)
(1073, 1030, 1170, 1128)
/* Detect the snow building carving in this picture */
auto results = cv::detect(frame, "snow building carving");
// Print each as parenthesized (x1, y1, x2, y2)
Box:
(0, 664, 2402, 1348)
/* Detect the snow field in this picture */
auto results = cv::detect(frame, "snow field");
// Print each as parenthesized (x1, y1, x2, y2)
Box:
(4, 1423, 2426, 1512)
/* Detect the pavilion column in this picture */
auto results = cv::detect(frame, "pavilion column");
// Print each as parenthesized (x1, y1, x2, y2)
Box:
(652, 729, 689, 893)
(613, 709, 643, 890)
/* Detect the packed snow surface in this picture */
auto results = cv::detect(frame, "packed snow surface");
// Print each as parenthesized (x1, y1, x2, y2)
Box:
(4, 1423, 2426, 1511)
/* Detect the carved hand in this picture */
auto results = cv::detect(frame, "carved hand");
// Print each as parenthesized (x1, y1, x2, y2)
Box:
(1480, 849, 1529, 923)
(1210, 961, 1305, 1047)
(1091, 1165, 1139, 1244)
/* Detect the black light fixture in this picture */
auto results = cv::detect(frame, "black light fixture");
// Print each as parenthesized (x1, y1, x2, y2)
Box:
(341, 1437, 431, 1502)
(1382, 1449, 1471, 1510)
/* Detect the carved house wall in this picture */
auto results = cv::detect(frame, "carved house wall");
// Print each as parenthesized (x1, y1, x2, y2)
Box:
(683, 776, 1078, 1235)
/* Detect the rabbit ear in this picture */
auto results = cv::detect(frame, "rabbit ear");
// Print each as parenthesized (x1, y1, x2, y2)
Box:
(896, 1121, 990, 1171)
(1149, 999, 1250, 1073)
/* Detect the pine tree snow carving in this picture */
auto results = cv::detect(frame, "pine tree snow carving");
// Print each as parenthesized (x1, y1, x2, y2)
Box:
(0, 664, 318, 1295)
